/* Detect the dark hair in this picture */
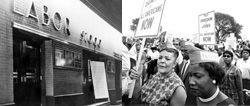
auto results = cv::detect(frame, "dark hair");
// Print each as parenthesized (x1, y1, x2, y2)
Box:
(241, 49, 250, 56)
(198, 62, 225, 85)
(160, 48, 179, 59)
(151, 47, 158, 51)
(146, 59, 158, 76)
(223, 51, 233, 59)
(194, 43, 204, 50)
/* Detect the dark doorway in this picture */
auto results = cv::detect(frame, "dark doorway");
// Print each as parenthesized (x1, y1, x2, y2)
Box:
(13, 37, 41, 106)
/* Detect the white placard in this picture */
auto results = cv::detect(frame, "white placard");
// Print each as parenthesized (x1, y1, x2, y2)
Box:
(135, 0, 166, 38)
(229, 33, 235, 38)
(90, 61, 109, 99)
(242, 34, 247, 41)
(225, 37, 237, 50)
(198, 11, 216, 45)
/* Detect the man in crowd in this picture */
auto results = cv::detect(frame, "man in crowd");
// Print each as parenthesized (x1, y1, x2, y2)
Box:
(178, 40, 191, 82)
(169, 38, 183, 76)
(178, 40, 197, 105)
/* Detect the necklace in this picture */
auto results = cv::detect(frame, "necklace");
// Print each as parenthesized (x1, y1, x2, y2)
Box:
(199, 87, 219, 102)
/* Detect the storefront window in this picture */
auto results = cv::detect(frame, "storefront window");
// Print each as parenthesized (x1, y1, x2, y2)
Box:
(55, 49, 65, 66)
(106, 59, 115, 73)
(55, 48, 82, 69)
(65, 51, 74, 67)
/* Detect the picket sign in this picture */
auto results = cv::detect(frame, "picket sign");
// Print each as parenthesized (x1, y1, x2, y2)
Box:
(128, 0, 166, 98)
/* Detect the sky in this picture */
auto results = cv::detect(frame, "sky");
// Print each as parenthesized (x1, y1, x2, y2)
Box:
(122, 0, 250, 40)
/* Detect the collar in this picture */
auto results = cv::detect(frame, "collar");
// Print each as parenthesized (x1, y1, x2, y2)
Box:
(199, 87, 220, 102)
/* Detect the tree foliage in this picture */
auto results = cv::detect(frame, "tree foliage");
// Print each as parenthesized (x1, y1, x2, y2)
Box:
(130, 18, 139, 32)
(215, 12, 243, 43)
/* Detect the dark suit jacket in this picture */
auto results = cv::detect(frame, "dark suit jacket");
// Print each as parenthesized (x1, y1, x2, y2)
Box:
(178, 60, 196, 105)
(178, 60, 189, 81)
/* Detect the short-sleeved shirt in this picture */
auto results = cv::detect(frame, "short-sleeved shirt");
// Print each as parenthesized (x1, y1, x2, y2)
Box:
(141, 71, 185, 105)
(236, 59, 250, 79)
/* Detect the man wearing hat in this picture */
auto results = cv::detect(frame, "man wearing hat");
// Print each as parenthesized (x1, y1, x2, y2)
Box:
(236, 46, 250, 105)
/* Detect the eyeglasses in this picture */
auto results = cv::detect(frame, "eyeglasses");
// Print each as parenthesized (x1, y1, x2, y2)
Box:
(223, 55, 231, 58)
(173, 44, 179, 46)
(242, 51, 249, 54)
(181, 49, 187, 52)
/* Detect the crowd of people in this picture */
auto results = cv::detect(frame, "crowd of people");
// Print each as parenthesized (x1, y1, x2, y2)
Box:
(122, 36, 250, 106)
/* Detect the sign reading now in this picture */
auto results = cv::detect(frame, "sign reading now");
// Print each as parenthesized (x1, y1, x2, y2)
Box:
(135, 0, 166, 38)
(198, 11, 216, 45)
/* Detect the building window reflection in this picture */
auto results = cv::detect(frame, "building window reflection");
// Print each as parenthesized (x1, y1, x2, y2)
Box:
(55, 48, 82, 69)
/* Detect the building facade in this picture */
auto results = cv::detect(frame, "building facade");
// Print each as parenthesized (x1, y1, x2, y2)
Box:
(0, 0, 122, 105)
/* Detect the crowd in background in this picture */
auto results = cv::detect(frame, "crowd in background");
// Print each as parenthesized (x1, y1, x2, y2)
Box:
(122, 36, 250, 106)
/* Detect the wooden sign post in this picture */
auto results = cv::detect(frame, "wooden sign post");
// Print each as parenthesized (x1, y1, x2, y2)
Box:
(128, 38, 146, 98)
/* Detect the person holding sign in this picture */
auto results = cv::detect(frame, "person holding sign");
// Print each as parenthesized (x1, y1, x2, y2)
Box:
(188, 46, 237, 106)
(129, 41, 186, 106)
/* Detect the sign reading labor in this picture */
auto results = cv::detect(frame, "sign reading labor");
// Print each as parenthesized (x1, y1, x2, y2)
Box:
(198, 11, 216, 45)
(135, 0, 166, 38)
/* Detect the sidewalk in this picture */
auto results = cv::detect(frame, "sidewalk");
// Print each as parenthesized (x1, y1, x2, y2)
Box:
(110, 104, 122, 106)
(85, 101, 122, 106)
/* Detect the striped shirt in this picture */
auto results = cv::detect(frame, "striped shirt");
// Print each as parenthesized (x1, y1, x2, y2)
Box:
(219, 65, 243, 104)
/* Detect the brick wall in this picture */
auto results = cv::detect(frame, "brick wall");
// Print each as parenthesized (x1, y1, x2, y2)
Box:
(44, 40, 54, 96)
(0, 0, 122, 105)
(0, 0, 14, 105)
(54, 69, 83, 95)
(53, 41, 84, 96)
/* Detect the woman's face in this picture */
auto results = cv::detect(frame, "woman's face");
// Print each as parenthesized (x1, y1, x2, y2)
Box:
(242, 50, 250, 60)
(223, 53, 232, 65)
(157, 50, 176, 74)
(189, 64, 214, 98)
